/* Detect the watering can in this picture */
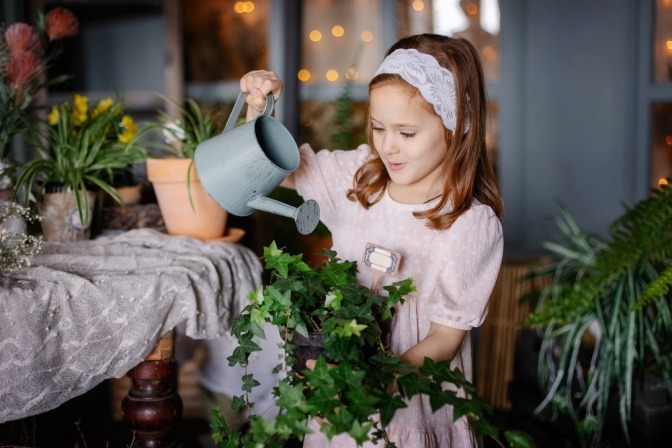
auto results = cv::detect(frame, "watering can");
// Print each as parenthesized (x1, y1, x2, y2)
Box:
(194, 92, 320, 235)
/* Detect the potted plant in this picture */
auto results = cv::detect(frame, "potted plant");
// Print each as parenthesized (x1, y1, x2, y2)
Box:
(9, 93, 148, 241)
(146, 94, 229, 240)
(521, 184, 672, 447)
(212, 242, 528, 447)
(0, 7, 78, 195)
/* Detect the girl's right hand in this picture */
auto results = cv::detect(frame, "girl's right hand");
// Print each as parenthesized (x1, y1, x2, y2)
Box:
(240, 70, 284, 122)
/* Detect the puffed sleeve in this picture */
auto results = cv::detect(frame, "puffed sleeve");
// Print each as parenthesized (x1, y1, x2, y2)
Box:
(294, 143, 372, 227)
(428, 203, 503, 330)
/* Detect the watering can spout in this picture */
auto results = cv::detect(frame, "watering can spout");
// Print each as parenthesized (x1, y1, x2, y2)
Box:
(194, 92, 321, 234)
(246, 196, 320, 235)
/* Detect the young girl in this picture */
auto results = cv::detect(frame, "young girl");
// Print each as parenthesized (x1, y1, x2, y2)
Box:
(240, 34, 503, 448)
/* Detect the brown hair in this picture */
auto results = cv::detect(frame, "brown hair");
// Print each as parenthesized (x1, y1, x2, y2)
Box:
(347, 34, 503, 229)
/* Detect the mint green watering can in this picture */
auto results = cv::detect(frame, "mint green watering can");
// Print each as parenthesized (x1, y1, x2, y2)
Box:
(194, 92, 320, 235)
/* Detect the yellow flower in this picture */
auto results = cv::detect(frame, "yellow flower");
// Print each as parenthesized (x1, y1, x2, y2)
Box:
(92, 97, 114, 118)
(47, 106, 59, 126)
(118, 115, 137, 143)
(71, 93, 89, 126)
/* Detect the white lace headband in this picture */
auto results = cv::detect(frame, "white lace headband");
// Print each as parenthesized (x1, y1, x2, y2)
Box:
(374, 48, 468, 133)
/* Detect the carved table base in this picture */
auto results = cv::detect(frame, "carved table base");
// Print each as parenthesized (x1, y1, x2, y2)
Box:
(121, 330, 183, 447)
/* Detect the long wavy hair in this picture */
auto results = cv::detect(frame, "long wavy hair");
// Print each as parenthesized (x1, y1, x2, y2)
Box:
(347, 34, 503, 229)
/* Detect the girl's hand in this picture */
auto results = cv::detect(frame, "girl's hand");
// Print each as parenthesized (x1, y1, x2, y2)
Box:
(240, 70, 284, 121)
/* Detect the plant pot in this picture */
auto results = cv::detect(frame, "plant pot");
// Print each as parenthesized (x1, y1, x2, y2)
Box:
(285, 330, 330, 373)
(38, 187, 97, 242)
(146, 158, 228, 239)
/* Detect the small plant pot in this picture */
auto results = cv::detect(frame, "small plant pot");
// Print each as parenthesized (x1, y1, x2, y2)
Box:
(285, 331, 330, 373)
(39, 184, 97, 242)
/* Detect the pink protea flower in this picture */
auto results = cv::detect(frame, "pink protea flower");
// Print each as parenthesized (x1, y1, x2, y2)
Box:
(4, 23, 41, 55)
(45, 7, 79, 41)
(6, 50, 42, 97)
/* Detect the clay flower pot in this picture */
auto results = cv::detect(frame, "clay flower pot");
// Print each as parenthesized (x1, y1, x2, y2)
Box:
(146, 158, 227, 240)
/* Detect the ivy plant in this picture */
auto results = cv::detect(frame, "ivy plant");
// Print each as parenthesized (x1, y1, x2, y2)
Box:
(211, 242, 532, 448)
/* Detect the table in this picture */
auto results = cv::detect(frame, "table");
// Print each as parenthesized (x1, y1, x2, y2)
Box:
(0, 229, 262, 445)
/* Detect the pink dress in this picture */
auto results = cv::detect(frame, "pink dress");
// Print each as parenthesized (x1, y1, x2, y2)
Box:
(294, 144, 504, 448)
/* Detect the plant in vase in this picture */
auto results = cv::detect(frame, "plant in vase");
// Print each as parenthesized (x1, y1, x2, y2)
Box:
(0, 7, 78, 189)
(146, 94, 228, 240)
(212, 242, 528, 448)
(521, 185, 672, 447)
(9, 94, 148, 241)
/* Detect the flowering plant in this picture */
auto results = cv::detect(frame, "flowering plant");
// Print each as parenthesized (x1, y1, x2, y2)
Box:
(0, 7, 78, 160)
(0, 202, 42, 274)
(152, 94, 224, 159)
(10, 93, 149, 225)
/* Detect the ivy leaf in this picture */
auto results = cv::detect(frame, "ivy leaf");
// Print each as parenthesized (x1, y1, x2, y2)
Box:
(504, 430, 536, 448)
(333, 319, 368, 337)
(324, 289, 343, 310)
(265, 249, 295, 278)
(266, 285, 293, 308)
(231, 394, 248, 412)
(303, 356, 334, 387)
(344, 387, 379, 418)
(242, 373, 261, 393)
(347, 419, 375, 445)
(275, 380, 306, 409)
(331, 360, 365, 390)
(378, 393, 407, 426)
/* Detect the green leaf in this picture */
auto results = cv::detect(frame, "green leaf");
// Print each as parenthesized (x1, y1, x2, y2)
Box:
(275, 381, 306, 409)
(504, 430, 537, 448)
(344, 387, 379, 418)
(325, 289, 343, 310)
(241, 373, 261, 393)
(303, 356, 334, 387)
(378, 393, 407, 425)
(333, 319, 368, 337)
(331, 360, 365, 390)
(231, 395, 248, 412)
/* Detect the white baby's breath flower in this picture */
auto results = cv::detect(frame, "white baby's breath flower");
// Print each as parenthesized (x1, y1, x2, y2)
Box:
(0, 202, 43, 274)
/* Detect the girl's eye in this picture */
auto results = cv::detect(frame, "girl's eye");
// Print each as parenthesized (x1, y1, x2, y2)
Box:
(400, 132, 416, 138)
(372, 126, 384, 133)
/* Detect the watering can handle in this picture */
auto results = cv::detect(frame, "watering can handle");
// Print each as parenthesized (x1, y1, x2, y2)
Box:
(224, 92, 274, 132)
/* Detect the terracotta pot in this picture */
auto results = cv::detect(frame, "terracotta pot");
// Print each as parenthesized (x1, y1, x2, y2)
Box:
(39, 188, 97, 242)
(146, 158, 228, 239)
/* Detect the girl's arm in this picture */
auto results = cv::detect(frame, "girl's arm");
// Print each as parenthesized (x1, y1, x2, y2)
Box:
(239, 70, 296, 189)
(400, 322, 466, 367)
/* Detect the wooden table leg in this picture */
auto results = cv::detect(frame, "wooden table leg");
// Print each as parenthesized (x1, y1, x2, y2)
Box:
(121, 330, 183, 447)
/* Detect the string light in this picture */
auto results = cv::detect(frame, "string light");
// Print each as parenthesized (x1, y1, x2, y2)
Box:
(659, 178, 669, 186)
(346, 68, 358, 80)
(332, 25, 344, 37)
(309, 30, 322, 42)
(297, 69, 311, 82)
(234, 1, 255, 13)
(326, 70, 339, 81)
(361, 31, 373, 42)
(412, 0, 424, 11)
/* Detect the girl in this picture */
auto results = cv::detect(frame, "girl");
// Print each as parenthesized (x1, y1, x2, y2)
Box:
(240, 34, 503, 448)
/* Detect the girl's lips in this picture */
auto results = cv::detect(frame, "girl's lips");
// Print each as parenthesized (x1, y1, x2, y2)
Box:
(387, 161, 405, 171)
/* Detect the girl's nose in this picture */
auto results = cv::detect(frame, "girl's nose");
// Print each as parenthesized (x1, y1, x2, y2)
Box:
(380, 135, 398, 155)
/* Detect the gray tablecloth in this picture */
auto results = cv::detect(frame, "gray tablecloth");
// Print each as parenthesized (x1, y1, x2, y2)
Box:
(0, 229, 262, 422)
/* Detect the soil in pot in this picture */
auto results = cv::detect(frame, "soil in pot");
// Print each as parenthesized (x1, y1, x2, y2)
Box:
(285, 331, 331, 373)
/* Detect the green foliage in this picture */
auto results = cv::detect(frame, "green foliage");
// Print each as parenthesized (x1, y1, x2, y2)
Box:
(522, 190, 672, 447)
(211, 242, 518, 447)
(9, 95, 149, 225)
(151, 94, 225, 159)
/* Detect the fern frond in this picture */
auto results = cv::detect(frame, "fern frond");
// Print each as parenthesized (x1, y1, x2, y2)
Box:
(633, 265, 672, 311)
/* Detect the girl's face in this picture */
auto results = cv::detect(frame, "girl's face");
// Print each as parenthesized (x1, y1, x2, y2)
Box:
(369, 83, 448, 204)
